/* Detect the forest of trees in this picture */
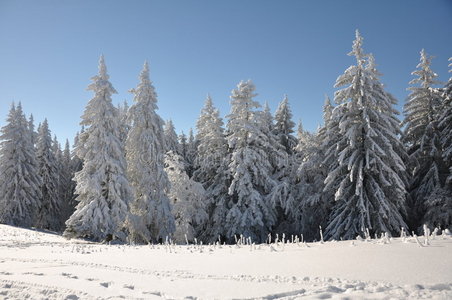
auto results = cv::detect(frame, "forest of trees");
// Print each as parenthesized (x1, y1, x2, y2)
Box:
(0, 31, 451, 244)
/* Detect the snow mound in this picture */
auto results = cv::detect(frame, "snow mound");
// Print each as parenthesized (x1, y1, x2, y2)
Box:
(1, 225, 451, 299)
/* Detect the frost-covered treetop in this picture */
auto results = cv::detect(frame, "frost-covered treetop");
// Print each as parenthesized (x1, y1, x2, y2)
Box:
(230, 80, 258, 106)
(130, 61, 158, 108)
(409, 49, 440, 89)
(322, 95, 333, 124)
(348, 29, 365, 66)
(87, 55, 117, 96)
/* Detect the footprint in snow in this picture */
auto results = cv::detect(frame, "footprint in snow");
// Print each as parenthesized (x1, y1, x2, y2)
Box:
(100, 282, 111, 288)
(123, 284, 134, 290)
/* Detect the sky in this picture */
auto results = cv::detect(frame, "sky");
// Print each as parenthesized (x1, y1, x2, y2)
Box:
(0, 0, 451, 145)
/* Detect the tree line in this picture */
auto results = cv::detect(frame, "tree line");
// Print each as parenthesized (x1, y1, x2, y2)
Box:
(0, 31, 450, 244)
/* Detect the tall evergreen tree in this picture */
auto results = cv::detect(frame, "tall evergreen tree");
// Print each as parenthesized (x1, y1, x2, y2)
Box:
(164, 120, 179, 153)
(324, 31, 407, 240)
(225, 80, 276, 242)
(440, 57, 452, 185)
(423, 57, 452, 230)
(35, 119, 61, 231)
(117, 100, 130, 144)
(193, 95, 229, 242)
(274, 95, 297, 154)
(185, 128, 197, 177)
(64, 56, 132, 242)
(165, 151, 207, 243)
(403, 49, 445, 229)
(296, 98, 335, 241)
(0, 103, 42, 227)
(125, 61, 175, 243)
(261, 102, 291, 235)
(179, 131, 188, 159)
(60, 139, 76, 226)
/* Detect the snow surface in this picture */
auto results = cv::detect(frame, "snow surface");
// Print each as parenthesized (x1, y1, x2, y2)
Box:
(0, 225, 451, 299)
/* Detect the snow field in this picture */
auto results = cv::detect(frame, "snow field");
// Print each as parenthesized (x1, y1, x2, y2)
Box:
(1, 225, 452, 299)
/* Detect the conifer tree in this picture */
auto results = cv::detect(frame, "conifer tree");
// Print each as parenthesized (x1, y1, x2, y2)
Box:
(423, 57, 452, 230)
(403, 49, 446, 229)
(165, 151, 207, 243)
(179, 131, 188, 159)
(64, 56, 132, 242)
(60, 139, 76, 225)
(186, 128, 197, 177)
(0, 103, 42, 227)
(125, 61, 175, 243)
(260, 102, 291, 235)
(164, 120, 179, 153)
(324, 31, 407, 240)
(225, 80, 276, 242)
(274, 96, 297, 154)
(35, 119, 61, 231)
(193, 95, 229, 242)
(117, 100, 130, 144)
(440, 57, 452, 185)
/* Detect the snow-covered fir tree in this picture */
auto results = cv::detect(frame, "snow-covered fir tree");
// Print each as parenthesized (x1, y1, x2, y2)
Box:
(28, 114, 37, 147)
(225, 80, 277, 243)
(60, 139, 76, 226)
(0, 103, 42, 227)
(423, 57, 452, 230)
(274, 95, 297, 154)
(260, 102, 291, 236)
(185, 128, 197, 177)
(164, 120, 179, 153)
(165, 151, 207, 243)
(193, 95, 230, 242)
(293, 121, 330, 240)
(324, 31, 407, 240)
(117, 100, 130, 144)
(64, 56, 132, 242)
(125, 61, 175, 243)
(440, 57, 452, 186)
(403, 49, 446, 229)
(193, 95, 227, 185)
(179, 131, 188, 159)
(296, 96, 335, 240)
(35, 119, 61, 231)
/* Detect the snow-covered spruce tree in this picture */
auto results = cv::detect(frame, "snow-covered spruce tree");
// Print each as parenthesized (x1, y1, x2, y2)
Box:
(125, 61, 175, 243)
(403, 49, 446, 229)
(185, 128, 197, 177)
(165, 151, 207, 243)
(260, 102, 291, 236)
(60, 139, 76, 226)
(28, 114, 37, 147)
(440, 57, 452, 185)
(293, 121, 332, 241)
(64, 56, 132, 242)
(423, 57, 452, 230)
(324, 31, 407, 240)
(179, 131, 188, 159)
(193, 95, 230, 242)
(164, 120, 179, 153)
(272, 96, 298, 233)
(71, 129, 84, 174)
(193, 95, 227, 185)
(35, 119, 61, 231)
(274, 95, 297, 154)
(0, 103, 42, 227)
(225, 80, 277, 243)
(117, 100, 130, 144)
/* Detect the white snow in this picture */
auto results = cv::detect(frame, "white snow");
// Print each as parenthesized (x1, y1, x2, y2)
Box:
(0, 224, 451, 299)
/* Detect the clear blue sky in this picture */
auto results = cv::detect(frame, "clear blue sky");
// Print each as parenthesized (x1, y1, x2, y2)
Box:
(1, 0, 451, 145)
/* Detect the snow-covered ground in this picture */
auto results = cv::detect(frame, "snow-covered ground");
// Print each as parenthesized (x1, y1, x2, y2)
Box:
(0, 225, 451, 299)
